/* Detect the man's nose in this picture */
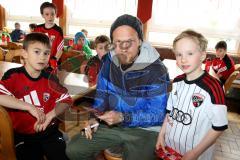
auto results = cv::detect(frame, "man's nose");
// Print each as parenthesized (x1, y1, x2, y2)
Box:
(120, 41, 131, 50)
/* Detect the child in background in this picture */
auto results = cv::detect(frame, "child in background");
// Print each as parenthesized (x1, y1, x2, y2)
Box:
(10, 22, 25, 42)
(83, 35, 110, 85)
(81, 28, 90, 46)
(34, 2, 64, 70)
(211, 41, 235, 84)
(0, 27, 12, 43)
(71, 31, 92, 59)
(156, 30, 228, 160)
(0, 33, 72, 160)
(29, 23, 37, 33)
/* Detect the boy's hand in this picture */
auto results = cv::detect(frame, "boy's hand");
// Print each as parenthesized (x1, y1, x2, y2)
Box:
(28, 106, 46, 124)
(155, 130, 166, 152)
(81, 118, 99, 140)
(34, 112, 54, 132)
(156, 115, 169, 152)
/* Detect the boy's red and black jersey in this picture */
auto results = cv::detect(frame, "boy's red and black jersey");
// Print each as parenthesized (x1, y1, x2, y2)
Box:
(84, 55, 101, 85)
(34, 24, 64, 58)
(0, 67, 72, 134)
(212, 54, 235, 83)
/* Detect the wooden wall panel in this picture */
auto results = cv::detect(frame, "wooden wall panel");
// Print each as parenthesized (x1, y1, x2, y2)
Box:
(0, 5, 6, 30)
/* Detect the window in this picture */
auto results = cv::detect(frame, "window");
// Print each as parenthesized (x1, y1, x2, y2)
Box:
(2, 0, 55, 32)
(65, 0, 138, 38)
(148, 0, 240, 54)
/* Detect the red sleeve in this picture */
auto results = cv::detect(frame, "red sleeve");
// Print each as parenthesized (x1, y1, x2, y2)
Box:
(56, 32, 64, 54)
(48, 78, 73, 105)
(34, 26, 41, 33)
(0, 71, 16, 96)
(51, 29, 64, 57)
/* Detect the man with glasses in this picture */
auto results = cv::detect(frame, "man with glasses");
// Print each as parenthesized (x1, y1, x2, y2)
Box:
(66, 14, 169, 160)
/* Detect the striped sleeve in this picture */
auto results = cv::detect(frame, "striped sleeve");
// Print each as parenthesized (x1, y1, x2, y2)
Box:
(0, 69, 16, 96)
(0, 84, 13, 96)
(48, 75, 73, 105)
(201, 74, 225, 104)
(57, 39, 64, 54)
(201, 74, 228, 130)
(55, 26, 64, 55)
(55, 92, 72, 104)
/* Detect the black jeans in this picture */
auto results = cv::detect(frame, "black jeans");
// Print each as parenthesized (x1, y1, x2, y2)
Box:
(14, 125, 69, 160)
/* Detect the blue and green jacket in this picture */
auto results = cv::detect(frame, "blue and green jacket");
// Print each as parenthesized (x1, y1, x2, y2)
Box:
(93, 42, 170, 128)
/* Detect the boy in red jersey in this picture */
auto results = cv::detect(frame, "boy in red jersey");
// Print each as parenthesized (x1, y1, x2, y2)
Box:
(0, 33, 72, 160)
(35, 2, 64, 70)
(84, 35, 110, 86)
(212, 41, 235, 84)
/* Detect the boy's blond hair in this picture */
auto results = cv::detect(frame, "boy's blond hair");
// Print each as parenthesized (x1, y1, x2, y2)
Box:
(173, 29, 208, 52)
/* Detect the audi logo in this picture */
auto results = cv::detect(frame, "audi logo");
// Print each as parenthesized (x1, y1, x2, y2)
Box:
(169, 108, 192, 125)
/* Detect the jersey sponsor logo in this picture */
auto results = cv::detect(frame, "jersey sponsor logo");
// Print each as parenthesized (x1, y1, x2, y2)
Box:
(192, 93, 205, 107)
(43, 92, 50, 102)
(21, 90, 44, 111)
(169, 107, 192, 125)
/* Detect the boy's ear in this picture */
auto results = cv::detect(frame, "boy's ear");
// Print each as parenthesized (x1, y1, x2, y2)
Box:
(138, 40, 142, 48)
(201, 51, 207, 62)
(21, 49, 28, 59)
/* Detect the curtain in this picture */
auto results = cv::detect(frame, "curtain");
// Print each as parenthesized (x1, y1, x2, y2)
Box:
(137, 0, 153, 23)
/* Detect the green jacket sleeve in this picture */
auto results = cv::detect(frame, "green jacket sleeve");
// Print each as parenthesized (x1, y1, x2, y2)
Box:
(83, 45, 93, 59)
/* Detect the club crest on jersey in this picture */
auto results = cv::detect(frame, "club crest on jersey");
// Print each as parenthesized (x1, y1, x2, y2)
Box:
(192, 93, 205, 107)
(43, 93, 50, 102)
(23, 86, 29, 91)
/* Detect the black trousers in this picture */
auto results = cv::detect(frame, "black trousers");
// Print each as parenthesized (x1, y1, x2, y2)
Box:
(14, 125, 69, 160)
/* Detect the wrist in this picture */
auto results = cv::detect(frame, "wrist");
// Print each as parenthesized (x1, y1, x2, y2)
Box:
(25, 104, 34, 112)
(190, 148, 200, 158)
(119, 112, 124, 123)
(47, 110, 56, 120)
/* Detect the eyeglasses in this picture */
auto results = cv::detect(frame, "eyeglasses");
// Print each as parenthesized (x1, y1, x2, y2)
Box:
(111, 39, 137, 50)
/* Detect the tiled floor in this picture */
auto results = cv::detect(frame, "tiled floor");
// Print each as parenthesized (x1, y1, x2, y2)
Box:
(64, 112, 240, 160)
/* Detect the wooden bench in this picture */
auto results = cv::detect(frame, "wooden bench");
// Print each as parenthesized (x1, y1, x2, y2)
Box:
(0, 105, 16, 160)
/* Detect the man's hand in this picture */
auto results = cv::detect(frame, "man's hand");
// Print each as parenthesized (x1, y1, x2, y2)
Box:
(98, 111, 123, 125)
(81, 118, 99, 140)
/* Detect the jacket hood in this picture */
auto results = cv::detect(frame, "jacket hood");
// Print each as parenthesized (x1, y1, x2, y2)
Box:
(110, 42, 160, 72)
